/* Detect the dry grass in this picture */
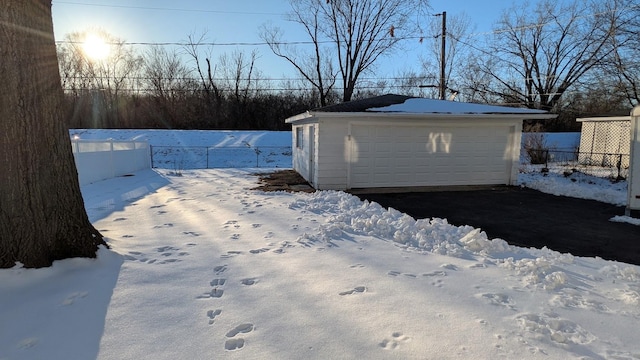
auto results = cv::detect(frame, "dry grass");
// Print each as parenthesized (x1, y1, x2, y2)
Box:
(252, 170, 314, 192)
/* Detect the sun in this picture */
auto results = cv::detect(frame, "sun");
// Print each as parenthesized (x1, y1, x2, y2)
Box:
(82, 32, 110, 61)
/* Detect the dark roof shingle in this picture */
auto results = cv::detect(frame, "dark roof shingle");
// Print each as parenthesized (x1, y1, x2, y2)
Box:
(313, 94, 414, 112)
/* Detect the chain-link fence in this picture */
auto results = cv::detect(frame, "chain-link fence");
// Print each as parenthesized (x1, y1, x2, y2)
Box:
(523, 147, 629, 179)
(150, 145, 292, 170)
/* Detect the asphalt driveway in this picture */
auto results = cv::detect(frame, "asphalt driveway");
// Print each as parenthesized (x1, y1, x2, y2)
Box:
(355, 187, 640, 266)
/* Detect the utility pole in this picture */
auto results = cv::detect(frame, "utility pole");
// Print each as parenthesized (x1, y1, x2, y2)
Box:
(437, 11, 446, 100)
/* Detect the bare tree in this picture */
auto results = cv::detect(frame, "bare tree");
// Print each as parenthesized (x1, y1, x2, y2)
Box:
(602, 0, 640, 107)
(219, 50, 263, 128)
(183, 32, 225, 127)
(219, 50, 261, 103)
(262, 0, 428, 105)
(143, 45, 197, 126)
(260, 6, 337, 107)
(479, 0, 616, 110)
(57, 29, 143, 127)
(0, 0, 105, 268)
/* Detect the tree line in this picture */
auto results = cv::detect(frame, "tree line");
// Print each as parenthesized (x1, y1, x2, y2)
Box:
(57, 0, 640, 132)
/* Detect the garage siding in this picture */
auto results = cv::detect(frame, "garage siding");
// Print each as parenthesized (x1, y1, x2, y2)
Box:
(291, 124, 311, 183)
(315, 120, 350, 190)
(349, 124, 512, 188)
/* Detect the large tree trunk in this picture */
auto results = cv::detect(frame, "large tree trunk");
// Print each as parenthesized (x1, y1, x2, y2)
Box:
(0, 0, 105, 268)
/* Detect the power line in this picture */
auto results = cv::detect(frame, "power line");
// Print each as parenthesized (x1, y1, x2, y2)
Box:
(55, 36, 427, 47)
(55, 0, 640, 43)
(61, 83, 430, 93)
(53, 1, 286, 16)
(466, 2, 640, 38)
(60, 75, 431, 82)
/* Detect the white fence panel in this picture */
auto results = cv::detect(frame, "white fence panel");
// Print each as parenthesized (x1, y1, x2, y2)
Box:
(72, 139, 150, 185)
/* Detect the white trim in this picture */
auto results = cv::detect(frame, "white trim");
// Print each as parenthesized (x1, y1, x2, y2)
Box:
(285, 111, 313, 123)
(628, 107, 640, 212)
(577, 116, 630, 122)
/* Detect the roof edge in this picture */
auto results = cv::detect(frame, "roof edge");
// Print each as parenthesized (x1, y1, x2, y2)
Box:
(286, 111, 556, 122)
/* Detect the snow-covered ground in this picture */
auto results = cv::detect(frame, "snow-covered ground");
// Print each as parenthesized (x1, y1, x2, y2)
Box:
(1, 130, 639, 360)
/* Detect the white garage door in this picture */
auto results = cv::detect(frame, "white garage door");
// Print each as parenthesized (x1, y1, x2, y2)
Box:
(349, 124, 512, 188)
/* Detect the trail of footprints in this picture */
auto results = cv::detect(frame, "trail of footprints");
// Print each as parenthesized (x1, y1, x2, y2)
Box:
(386, 268, 449, 288)
(123, 245, 191, 264)
(198, 263, 257, 351)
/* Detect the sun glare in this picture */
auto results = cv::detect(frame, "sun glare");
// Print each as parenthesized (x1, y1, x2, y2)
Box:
(82, 33, 110, 61)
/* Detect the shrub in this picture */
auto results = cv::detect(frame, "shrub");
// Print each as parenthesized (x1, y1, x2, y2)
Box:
(523, 132, 549, 165)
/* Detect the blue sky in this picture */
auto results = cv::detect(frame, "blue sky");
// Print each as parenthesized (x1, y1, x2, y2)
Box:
(51, 0, 513, 80)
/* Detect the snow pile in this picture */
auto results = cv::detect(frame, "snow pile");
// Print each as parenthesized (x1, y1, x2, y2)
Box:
(291, 190, 514, 259)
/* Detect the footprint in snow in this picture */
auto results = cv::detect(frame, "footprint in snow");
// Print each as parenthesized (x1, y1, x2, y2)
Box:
(441, 263, 458, 270)
(224, 323, 254, 351)
(197, 279, 225, 299)
(339, 286, 367, 296)
(241, 278, 258, 286)
(479, 293, 516, 310)
(182, 231, 200, 237)
(61, 291, 88, 306)
(221, 251, 242, 259)
(223, 220, 240, 229)
(387, 270, 417, 278)
(379, 332, 410, 350)
(214, 265, 228, 275)
(210, 278, 226, 286)
(249, 248, 270, 254)
(207, 309, 222, 325)
(423, 271, 447, 277)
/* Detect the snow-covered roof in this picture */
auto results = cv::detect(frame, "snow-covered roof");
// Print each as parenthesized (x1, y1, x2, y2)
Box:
(368, 98, 549, 115)
(286, 94, 556, 123)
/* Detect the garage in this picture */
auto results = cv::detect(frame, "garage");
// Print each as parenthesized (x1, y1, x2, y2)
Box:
(286, 94, 555, 191)
(349, 124, 512, 188)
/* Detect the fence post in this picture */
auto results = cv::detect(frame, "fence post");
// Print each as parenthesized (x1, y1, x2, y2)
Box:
(617, 154, 622, 179)
(544, 149, 549, 168)
(150, 145, 154, 168)
(110, 139, 115, 179)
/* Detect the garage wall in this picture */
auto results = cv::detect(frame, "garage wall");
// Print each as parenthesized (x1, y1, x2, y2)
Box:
(348, 121, 520, 188)
(315, 119, 350, 190)
(291, 124, 313, 184)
